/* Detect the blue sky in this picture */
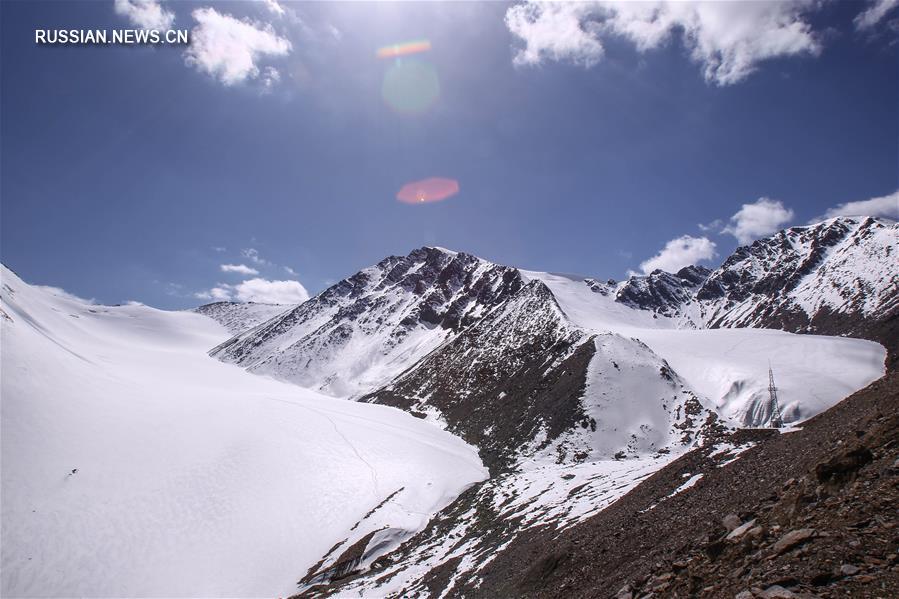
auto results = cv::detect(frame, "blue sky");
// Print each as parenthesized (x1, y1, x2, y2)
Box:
(1, 0, 897, 308)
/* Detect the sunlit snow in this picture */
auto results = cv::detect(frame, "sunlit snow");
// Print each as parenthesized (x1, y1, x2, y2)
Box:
(0, 266, 486, 597)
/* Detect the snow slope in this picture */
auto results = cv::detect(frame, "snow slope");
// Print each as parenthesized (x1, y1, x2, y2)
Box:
(0, 266, 486, 598)
(523, 270, 886, 427)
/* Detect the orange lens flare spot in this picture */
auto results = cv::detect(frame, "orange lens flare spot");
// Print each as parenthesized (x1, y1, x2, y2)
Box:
(377, 39, 432, 59)
(396, 178, 460, 205)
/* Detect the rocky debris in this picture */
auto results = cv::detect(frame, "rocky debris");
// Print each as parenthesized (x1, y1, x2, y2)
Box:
(614, 583, 632, 599)
(727, 519, 758, 541)
(814, 446, 873, 490)
(757, 585, 797, 598)
(437, 371, 899, 598)
(723, 513, 743, 532)
(307, 369, 897, 599)
(839, 564, 860, 576)
(770, 529, 815, 555)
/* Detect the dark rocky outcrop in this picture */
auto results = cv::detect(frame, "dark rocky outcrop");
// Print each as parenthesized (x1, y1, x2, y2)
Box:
(363, 280, 593, 473)
(615, 266, 711, 317)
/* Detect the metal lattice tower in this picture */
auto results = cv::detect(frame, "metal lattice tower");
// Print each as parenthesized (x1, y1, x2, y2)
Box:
(768, 363, 784, 429)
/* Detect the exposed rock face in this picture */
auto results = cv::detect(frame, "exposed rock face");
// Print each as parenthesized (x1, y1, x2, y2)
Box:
(209, 217, 897, 402)
(362, 280, 593, 472)
(615, 266, 711, 317)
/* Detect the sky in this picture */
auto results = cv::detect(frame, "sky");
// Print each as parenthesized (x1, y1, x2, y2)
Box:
(1, 0, 897, 308)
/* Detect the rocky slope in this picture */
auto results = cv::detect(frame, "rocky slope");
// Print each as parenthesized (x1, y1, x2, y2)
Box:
(302, 348, 896, 599)
(363, 281, 714, 472)
(457, 372, 899, 599)
(580, 217, 897, 348)
(193, 216, 895, 598)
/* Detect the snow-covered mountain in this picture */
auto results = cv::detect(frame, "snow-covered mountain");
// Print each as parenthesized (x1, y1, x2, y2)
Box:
(695, 216, 897, 334)
(191, 301, 292, 335)
(0, 266, 486, 598)
(3, 215, 891, 598)
(211, 247, 524, 397)
(291, 219, 892, 596)
(570, 217, 897, 339)
(208, 218, 891, 469)
(364, 280, 717, 472)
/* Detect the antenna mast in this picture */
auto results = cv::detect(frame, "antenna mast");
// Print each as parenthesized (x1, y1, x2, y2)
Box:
(768, 362, 783, 429)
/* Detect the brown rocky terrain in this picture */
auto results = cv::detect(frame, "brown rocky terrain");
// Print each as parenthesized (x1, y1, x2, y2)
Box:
(297, 312, 897, 598)
(463, 371, 898, 599)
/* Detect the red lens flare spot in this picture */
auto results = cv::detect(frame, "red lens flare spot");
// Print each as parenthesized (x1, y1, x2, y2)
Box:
(396, 178, 460, 205)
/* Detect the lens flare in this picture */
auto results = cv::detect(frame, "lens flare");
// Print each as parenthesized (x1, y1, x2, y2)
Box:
(381, 59, 440, 114)
(377, 39, 432, 59)
(396, 178, 460, 205)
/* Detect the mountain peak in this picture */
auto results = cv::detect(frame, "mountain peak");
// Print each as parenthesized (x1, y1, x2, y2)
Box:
(211, 246, 525, 397)
(421, 245, 459, 256)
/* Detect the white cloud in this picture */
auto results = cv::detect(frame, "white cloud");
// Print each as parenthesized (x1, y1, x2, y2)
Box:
(855, 0, 899, 30)
(241, 248, 272, 266)
(327, 24, 342, 41)
(261, 66, 281, 89)
(505, 2, 604, 67)
(722, 198, 795, 244)
(505, 1, 822, 85)
(233, 278, 309, 304)
(195, 270, 308, 304)
(698, 218, 724, 233)
(261, 0, 286, 17)
(815, 190, 899, 221)
(211, 246, 227, 253)
(696, 218, 724, 233)
(220, 263, 259, 275)
(114, 0, 175, 30)
(283, 265, 298, 276)
(184, 8, 292, 86)
(194, 286, 233, 302)
(639, 235, 717, 274)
